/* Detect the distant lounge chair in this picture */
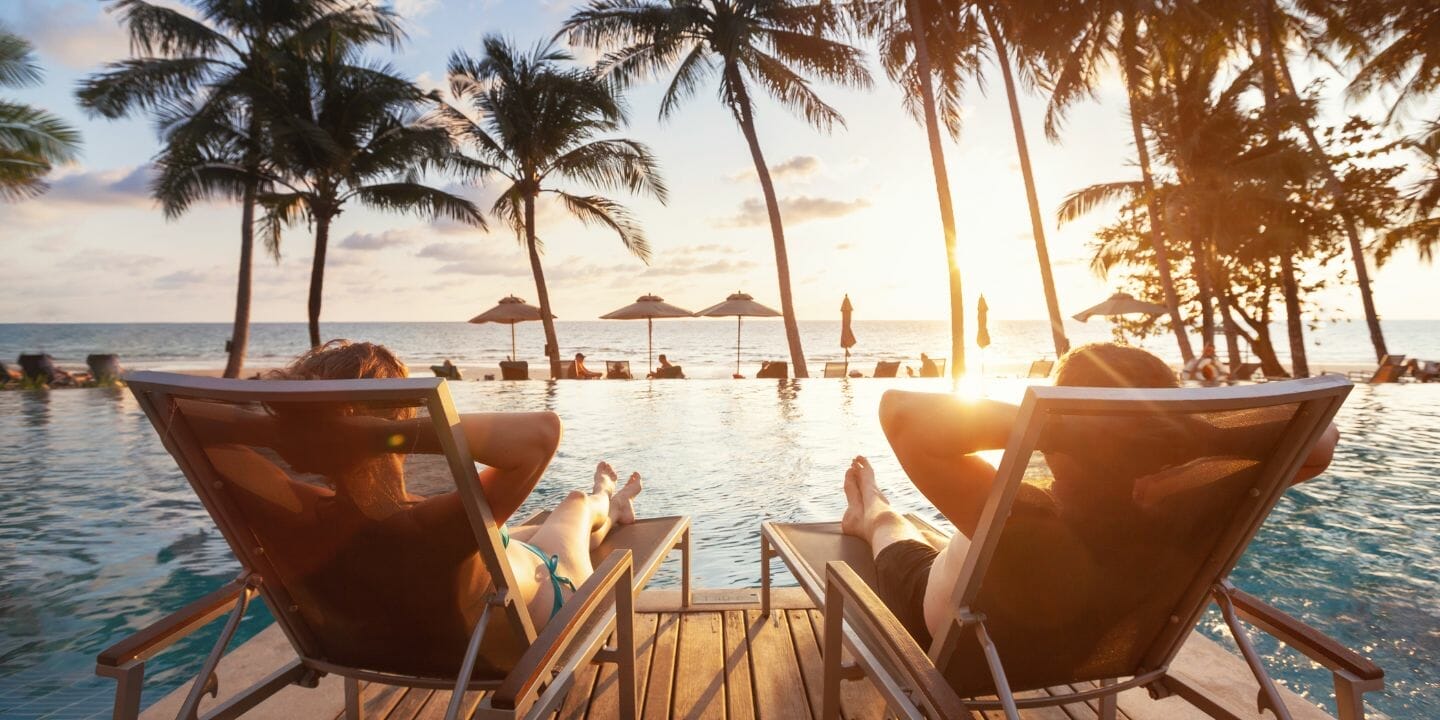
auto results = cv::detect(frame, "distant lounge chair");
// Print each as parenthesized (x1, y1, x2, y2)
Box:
(107, 372, 692, 720)
(761, 376, 1383, 720)
(605, 360, 632, 379)
(1407, 359, 1439, 382)
(499, 360, 529, 380)
(17, 353, 74, 386)
(756, 361, 788, 379)
(1026, 359, 1054, 378)
(557, 360, 577, 379)
(87, 354, 123, 383)
(1350, 355, 1406, 384)
(1230, 362, 1261, 382)
(650, 364, 684, 379)
(430, 359, 462, 381)
(872, 361, 900, 378)
(822, 362, 848, 378)
(917, 357, 947, 378)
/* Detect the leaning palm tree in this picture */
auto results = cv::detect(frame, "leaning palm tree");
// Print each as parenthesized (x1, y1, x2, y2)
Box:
(1376, 120, 1440, 264)
(1349, 0, 1440, 120)
(76, 0, 403, 377)
(261, 54, 485, 348)
(1039, 0, 1195, 361)
(853, 0, 978, 378)
(1, 25, 80, 200)
(435, 36, 667, 379)
(563, 0, 871, 378)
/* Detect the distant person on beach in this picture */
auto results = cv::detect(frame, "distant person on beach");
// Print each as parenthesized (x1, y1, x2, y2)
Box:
(1182, 344, 1221, 382)
(573, 352, 602, 379)
(838, 342, 1341, 647)
(919, 353, 940, 378)
(648, 354, 684, 379)
(196, 341, 644, 632)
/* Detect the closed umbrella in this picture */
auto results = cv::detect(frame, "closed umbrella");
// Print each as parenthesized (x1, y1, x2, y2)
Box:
(696, 291, 781, 376)
(600, 294, 695, 373)
(840, 295, 857, 373)
(1072, 292, 1167, 322)
(468, 295, 550, 360)
(976, 294, 990, 378)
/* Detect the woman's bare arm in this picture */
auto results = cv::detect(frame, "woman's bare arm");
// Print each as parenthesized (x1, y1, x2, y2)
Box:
(458, 412, 562, 523)
(1292, 423, 1339, 485)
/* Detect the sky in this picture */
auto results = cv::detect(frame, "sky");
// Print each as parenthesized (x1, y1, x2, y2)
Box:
(0, 0, 1434, 326)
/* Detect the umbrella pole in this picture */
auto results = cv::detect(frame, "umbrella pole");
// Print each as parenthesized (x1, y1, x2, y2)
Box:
(735, 316, 742, 377)
(510, 324, 517, 361)
(648, 318, 654, 374)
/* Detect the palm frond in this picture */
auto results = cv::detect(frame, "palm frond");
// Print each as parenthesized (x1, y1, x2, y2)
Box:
(1055, 180, 1144, 225)
(0, 101, 82, 165)
(544, 138, 667, 202)
(0, 28, 43, 88)
(552, 190, 651, 263)
(76, 57, 219, 118)
(350, 182, 487, 229)
(108, 0, 232, 58)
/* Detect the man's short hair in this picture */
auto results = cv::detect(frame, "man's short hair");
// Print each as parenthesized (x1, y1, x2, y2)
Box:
(1054, 343, 1178, 389)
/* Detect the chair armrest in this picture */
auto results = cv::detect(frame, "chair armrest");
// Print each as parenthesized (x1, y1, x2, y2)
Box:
(825, 562, 969, 719)
(97, 578, 253, 668)
(491, 549, 634, 710)
(1230, 588, 1383, 682)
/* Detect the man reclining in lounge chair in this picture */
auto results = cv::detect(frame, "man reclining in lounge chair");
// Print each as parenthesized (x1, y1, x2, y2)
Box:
(199, 340, 644, 631)
(840, 343, 1341, 646)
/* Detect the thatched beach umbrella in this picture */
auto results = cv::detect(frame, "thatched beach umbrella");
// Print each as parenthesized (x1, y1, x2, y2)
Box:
(600, 294, 695, 373)
(468, 295, 550, 360)
(840, 295, 857, 372)
(697, 291, 781, 376)
(1072, 292, 1167, 322)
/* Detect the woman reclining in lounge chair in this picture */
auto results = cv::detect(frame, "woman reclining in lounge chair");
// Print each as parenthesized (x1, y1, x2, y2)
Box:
(840, 342, 1341, 647)
(200, 340, 644, 633)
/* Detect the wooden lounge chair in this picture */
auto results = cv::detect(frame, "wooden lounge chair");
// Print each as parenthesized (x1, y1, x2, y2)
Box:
(605, 361, 632, 379)
(102, 372, 691, 720)
(823, 362, 849, 378)
(430, 360, 463, 381)
(1026, 359, 1054, 379)
(873, 361, 900, 378)
(761, 376, 1383, 720)
(556, 360, 577, 379)
(499, 360, 529, 381)
(917, 358, 947, 378)
(1349, 355, 1405, 384)
(1230, 362, 1262, 382)
(756, 361, 788, 379)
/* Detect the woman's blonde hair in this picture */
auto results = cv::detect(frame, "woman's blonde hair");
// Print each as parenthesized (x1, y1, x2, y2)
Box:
(1054, 343, 1178, 389)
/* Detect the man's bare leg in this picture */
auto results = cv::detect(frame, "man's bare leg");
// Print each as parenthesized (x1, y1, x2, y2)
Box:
(839, 456, 926, 558)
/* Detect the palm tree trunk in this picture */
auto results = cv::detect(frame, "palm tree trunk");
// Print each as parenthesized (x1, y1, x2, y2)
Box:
(525, 193, 561, 379)
(307, 212, 331, 349)
(223, 176, 257, 377)
(1120, 19, 1194, 362)
(1278, 252, 1310, 377)
(904, 0, 965, 378)
(1266, 21, 1388, 361)
(728, 65, 808, 378)
(1216, 281, 1243, 370)
(983, 8, 1068, 358)
(1188, 229, 1218, 347)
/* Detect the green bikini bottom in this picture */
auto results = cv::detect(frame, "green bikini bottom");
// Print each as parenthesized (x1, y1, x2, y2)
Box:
(500, 526, 577, 619)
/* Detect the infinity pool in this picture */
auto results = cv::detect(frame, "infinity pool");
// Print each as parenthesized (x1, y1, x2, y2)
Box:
(0, 379, 1435, 718)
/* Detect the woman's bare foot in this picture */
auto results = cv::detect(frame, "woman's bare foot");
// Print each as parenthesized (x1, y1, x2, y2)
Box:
(609, 472, 643, 526)
(592, 461, 618, 496)
(840, 457, 867, 537)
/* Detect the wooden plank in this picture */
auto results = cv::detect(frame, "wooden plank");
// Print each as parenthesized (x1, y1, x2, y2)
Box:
(551, 657, 600, 720)
(638, 587, 816, 612)
(744, 610, 813, 720)
(722, 611, 757, 720)
(786, 609, 828, 718)
(801, 610, 889, 720)
(383, 688, 434, 720)
(408, 690, 482, 720)
(642, 613, 682, 720)
(672, 613, 728, 719)
(331, 682, 405, 720)
(589, 613, 660, 720)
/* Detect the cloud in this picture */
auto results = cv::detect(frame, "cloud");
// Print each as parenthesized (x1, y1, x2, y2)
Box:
(718, 196, 870, 228)
(417, 241, 529, 276)
(393, 0, 440, 17)
(12, 0, 140, 69)
(46, 165, 155, 207)
(640, 259, 757, 277)
(728, 155, 822, 183)
(153, 269, 217, 289)
(339, 230, 413, 251)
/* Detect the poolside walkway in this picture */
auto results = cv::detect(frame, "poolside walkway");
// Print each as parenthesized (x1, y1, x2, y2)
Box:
(138, 589, 1336, 720)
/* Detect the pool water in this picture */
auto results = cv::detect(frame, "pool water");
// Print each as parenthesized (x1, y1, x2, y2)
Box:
(0, 379, 1435, 718)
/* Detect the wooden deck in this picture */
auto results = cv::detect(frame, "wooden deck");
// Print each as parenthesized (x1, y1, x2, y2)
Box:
(139, 589, 1337, 720)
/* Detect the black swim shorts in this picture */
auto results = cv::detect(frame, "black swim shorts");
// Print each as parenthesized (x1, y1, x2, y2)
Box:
(874, 539, 939, 647)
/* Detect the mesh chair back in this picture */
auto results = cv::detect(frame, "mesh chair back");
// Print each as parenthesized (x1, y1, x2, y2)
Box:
(606, 361, 632, 379)
(934, 377, 1350, 697)
(873, 361, 900, 378)
(125, 373, 532, 684)
(823, 362, 848, 378)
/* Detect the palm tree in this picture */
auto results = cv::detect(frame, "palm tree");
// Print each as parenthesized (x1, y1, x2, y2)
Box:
(77, 0, 402, 377)
(563, 0, 871, 379)
(1, 25, 80, 200)
(1349, 0, 1440, 120)
(435, 36, 667, 379)
(1040, 0, 1194, 362)
(1377, 121, 1440, 264)
(261, 53, 484, 348)
(854, 0, 974, 379)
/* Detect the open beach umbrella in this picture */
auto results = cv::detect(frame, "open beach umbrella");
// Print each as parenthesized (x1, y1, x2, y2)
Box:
(600, 294, 695, 373)
(697, 291, 781, 376)
(1071, 291, 1168, 322)
(468, 295, 549, 360)
(840, 295, 857, 372)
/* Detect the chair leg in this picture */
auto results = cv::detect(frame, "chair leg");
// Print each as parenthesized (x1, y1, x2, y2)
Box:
(821, 587, 845, 720)
(343, 677, 364, 720)
(616, 565, 638, 719)
(1098, 678, 1118, 720)
(680, 527, 692, 609)
(760, 533, 772, 616)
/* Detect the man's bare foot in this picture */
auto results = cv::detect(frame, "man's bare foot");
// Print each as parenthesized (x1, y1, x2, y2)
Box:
(592, 461, 618, 496)
(840, 459, 866, 537)
(609, 472, 643, 526)
(851, 455, 885, 503)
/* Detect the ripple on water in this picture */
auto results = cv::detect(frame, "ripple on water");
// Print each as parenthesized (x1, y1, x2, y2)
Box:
(0, 381, 1436, 717)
